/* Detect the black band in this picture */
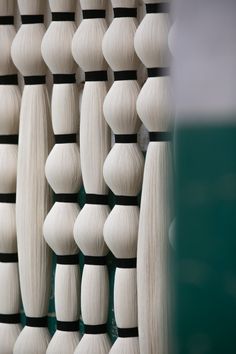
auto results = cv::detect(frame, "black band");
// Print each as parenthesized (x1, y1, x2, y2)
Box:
(86, 194, 108, 205)
(114, 71, 137, 81)
(116, 258, 136, 268)
(0, 253, 18, 263)
(84, 256, 107, 266)
(116, 195, 138, 206)
(149, 132, 172, 142)
(0, 135, 18, 144)
(53, 74, 76, 84)
(54, 194, 78, 203)
(118, 327, 139, 338)
(0, 194, 16, 203)
(84, 323, 107, 334)
(146, 3, 170, 14)
(26, 316, 48, 327)
(0, 313, 20, 324)
(82, 10, 106, 19)
(147, 67, 169, 77)
(57, 254, 79, 265)
(113, 8, 137, 18)
(57, 320, 79, 332)
(0, 74, 18, 85)
(21, 15, 44, 24)
(85, 71, 107, 82)
(24, 76, 46, 85)
(115, 134, 137, 144)
(0, 16, 14, 25)
(55, 134, 77, 144)
(52, 12, 75, 21)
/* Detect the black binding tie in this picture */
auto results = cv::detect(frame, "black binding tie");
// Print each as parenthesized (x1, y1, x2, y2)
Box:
(86, 194, 108, 205)
(26, 316, 48, 327)
(0, 313, 20, 324)
(115, 134, 137, 144)
(114, 71, 137, 81)
(0, 253, 18, 263)
(149, 132, 172, 142)
(0, 16, 14, 25)
(115, 195, 138, 206)
(21, 15, 44, 24)
(84, 323, 107, 334)
(54, 134, 77, 144)
(84, 256, 107, 266)
(146, 3, 170, 14)
(0, 135, 18, 144)
(52, 12, 75, 21)
(24, 76, 46, 85)
(116, 258, 137, 269)
(118, 327, 139, 338)
(0, 75, 18, 85)
(147, 67, 169, 77)
(0, 194, 16, 203)
(57, 254, 79, 265)
(85, 71, 107, 82)
(57, 320, 79, 332)
(82, 10, 106, 19)
(113, 8, 137, 18)
(54, 194, 78, 203)
(53, 74, 76, 84)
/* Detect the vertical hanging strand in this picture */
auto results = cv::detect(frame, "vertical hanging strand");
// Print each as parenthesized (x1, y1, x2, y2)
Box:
(11, 0, 53, 353)
(134, 1, 174, 354)
(102, 1, 144, 353)
(41, 1, 82, 353)
(0, 1, 22, 353)
(72, 1, 111, 353)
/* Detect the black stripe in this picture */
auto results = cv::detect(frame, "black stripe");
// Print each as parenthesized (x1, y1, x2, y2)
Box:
(55, 134, 77, 144)
(118, 327, 139, 338)
(115, 134, 137, 144)
(57, 320, 79, 332)
(85, 71, 107, 82)
(147, 67, 169, 77)
(0, 253, 18, 263)
(86, 194, 108, 205)
(26, 316, 48, 327)
(0, 194, 16, 203)
(146, 3, 170, 14)
(21, 15, 44, 24)
(0, 313, 20, 324)
(116, 258, 136, 269)
(82, 10, 106, 19)
(52, 12, 75, 21)
(149, 132, 172, 142)
(115, 195, 138, 206)
(114, 71, 137, 81)
(53, 74, 76, 84)
(113, 8, 137, 18)
(0, 135, 18, 144)
(54, 194, 78, 203)
(84, 256, 107, 266)
(84, 323, 107, 334)
(24, 76, 46, 85)
(0, 16, 14, 25)
(57, 254, 79, 265)
(0, 75, 18, 85)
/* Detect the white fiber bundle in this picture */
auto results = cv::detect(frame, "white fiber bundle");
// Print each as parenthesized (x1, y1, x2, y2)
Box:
(102, 1, 144, 353)
(11, 0, 53, 353)
(72, 1, 111, 353)
(41, 1, 81, 353)
(0, 2, 22, 352)
(134, 1, 174, 353)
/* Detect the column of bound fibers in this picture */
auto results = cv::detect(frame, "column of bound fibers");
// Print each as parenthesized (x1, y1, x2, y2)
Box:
(41, 1, 82, 353)
(102, 1, 144, 353)
(71, 1, 111, 353)
(134, 1, 174, 354)
(0, 1, 22, 353)
(11, 0, 53, 353)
